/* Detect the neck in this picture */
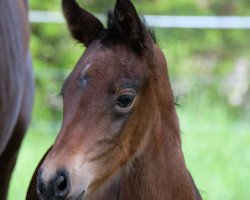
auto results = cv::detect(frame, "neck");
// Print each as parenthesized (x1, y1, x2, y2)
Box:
(119, 110, 196, 200)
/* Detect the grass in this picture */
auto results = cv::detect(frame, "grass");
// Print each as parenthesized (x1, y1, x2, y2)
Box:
(8, 100, 250, 200)
(180, 103, 250, 200)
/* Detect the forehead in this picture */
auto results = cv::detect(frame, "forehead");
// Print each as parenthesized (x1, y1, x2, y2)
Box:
(75, 41, 147, 78)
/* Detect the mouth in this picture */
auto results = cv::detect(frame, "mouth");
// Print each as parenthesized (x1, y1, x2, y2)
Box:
(67, 190, 85, 200)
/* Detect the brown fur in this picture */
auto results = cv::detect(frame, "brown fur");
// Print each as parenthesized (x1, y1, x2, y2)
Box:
(0, 0, 34, 199)
(27, 0, 201, 199)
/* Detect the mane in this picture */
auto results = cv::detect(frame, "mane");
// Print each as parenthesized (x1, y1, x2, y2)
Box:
(141, 17, 157, 44)
(99, 11, 157, 50)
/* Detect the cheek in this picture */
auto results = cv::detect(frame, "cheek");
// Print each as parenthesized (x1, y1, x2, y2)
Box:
(83, 119, 124, 159)
(67, 116, 139, 195)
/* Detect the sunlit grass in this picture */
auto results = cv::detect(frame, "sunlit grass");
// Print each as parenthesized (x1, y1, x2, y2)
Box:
(180, 103, 250, 200)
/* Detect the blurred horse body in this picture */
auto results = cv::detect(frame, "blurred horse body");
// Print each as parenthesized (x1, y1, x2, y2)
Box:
(0, 0, 34, 198)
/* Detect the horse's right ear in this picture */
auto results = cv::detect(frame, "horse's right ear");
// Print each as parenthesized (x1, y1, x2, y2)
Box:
(62, 0, 104, 46)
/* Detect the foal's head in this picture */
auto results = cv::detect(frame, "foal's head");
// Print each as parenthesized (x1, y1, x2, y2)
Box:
(37, 0, 177, 199)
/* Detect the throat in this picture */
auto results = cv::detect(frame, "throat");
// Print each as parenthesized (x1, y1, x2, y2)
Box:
(119, 125, 197, 200)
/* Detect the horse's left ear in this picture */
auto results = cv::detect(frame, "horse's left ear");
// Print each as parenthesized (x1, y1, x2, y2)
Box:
(62, 0, 104, 46)
(114, 0, 145, 49)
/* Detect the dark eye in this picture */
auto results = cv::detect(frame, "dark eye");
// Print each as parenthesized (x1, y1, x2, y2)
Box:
(116, 95, 134, 108)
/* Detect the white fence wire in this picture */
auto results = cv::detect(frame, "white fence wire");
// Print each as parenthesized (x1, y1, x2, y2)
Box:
(29, 10, 250, 29)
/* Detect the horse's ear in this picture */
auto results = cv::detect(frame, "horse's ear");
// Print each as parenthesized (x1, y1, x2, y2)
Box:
(114, 0, 145, 48)
(62, 0, 104, 46)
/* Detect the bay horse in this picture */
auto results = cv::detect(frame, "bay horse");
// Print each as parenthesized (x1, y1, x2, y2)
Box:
(27, 0, 201, 199)
(0, 0, 34, 199)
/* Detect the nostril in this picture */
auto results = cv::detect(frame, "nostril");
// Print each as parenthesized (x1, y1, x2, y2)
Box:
(36, 168, 70, 199)
(54, 170, 70, 198)
(56, 174, 67, 192)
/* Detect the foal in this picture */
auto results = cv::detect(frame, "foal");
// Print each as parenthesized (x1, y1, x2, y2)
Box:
(28, 0, 201, 199)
